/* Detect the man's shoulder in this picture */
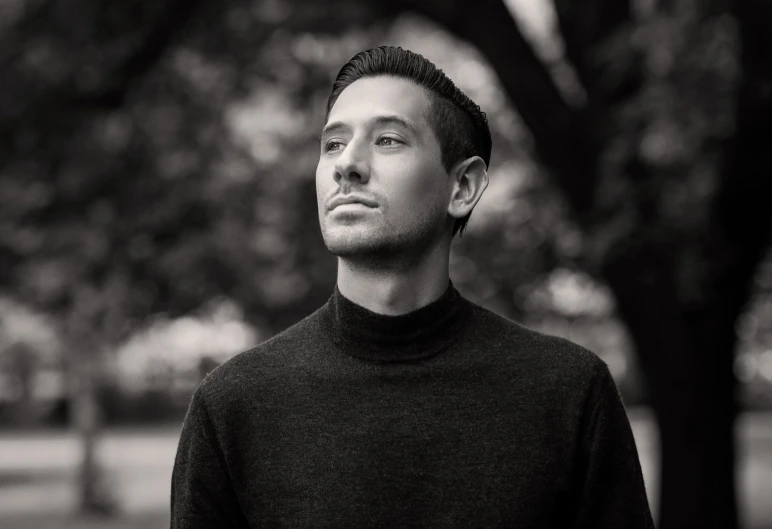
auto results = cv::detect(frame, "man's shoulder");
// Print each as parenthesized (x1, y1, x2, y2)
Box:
(195, 304, 327, 400)
(466, 301, 614, 416)
(468, 301, 607, 381)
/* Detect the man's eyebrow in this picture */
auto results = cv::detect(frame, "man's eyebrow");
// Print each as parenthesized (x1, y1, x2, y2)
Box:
(320, 121, 348, 139)
(320, 115, 421, 140)
(371, 115, 421, 136)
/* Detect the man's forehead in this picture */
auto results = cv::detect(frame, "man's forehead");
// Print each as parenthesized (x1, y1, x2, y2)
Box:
(327, 76, 431, 128)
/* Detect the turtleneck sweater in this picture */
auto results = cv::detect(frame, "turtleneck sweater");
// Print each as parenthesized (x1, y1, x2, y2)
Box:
(171, 281, 654, 528)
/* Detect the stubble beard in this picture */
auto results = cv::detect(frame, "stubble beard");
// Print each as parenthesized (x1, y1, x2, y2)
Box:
(322, 213, 443, 270)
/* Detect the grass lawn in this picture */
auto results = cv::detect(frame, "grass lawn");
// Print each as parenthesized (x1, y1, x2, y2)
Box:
(1, 409, 771, 529)
(0, 512, 169, 529)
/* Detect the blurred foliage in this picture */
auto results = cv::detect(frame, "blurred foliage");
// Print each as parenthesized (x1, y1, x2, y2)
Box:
(0, 0, 770, 410)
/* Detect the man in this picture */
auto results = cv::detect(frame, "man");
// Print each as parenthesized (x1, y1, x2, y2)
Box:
(171, 46, 654, 528)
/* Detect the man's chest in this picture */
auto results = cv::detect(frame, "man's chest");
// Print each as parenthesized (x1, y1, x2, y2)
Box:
(224, 390, 575, 528)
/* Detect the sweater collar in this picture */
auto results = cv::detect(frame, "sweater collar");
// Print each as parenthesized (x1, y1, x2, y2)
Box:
(321, 280, 471, 363)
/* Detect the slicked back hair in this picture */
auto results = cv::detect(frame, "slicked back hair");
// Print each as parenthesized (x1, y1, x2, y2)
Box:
(325, 46, 492, 238)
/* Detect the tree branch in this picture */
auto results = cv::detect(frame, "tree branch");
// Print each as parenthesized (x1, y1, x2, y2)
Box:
(552, 0, 639, 107)
(398, 0, 598, 215)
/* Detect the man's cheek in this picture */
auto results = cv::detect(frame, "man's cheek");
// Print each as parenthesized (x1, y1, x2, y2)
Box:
(408, 164, 441, 199)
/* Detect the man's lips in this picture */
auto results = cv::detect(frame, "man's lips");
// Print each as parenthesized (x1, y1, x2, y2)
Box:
(327, 195, 379, 210)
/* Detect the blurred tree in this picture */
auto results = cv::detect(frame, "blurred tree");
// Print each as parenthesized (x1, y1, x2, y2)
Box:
(3, 342, 37, 425)
(1, 0, 770, 527)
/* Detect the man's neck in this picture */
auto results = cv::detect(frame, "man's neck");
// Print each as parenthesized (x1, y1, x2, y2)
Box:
(336, 242, 451, 316)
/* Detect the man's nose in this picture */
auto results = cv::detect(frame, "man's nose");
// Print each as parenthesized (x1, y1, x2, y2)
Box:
(334, 140, 370, 184)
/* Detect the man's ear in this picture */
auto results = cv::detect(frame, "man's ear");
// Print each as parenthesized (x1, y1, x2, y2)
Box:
(447, 156, 489, 220)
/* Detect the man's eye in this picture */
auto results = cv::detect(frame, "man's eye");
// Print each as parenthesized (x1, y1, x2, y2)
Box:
(377, 137, 402, 147)
(325, 141, 343, 153)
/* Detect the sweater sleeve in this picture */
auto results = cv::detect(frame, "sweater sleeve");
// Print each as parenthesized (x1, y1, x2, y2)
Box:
(170, 388, 249, 529)
(570, 362, 655, 529)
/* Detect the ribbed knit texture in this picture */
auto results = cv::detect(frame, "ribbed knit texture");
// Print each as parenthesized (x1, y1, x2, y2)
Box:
(171, 281, 654, 528)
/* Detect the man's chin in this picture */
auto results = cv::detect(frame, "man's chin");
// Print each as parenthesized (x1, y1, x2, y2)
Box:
(322, 230, 392, 258)
(323, 239, 384, 258)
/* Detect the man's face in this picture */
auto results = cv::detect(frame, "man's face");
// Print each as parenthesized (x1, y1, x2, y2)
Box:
(316, 76, 451, 260)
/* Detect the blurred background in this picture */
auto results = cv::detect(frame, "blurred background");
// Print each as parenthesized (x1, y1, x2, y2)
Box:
(1, 0, 771, 528)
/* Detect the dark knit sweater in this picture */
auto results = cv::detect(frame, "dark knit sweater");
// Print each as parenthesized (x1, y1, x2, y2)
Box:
(171, 281, 654, 528)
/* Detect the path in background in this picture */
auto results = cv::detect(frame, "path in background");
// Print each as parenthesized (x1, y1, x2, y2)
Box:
(0, 409, 771, 529)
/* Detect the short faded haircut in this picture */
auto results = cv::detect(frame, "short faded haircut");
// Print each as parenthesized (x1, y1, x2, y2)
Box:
(325, 46, 492, 238)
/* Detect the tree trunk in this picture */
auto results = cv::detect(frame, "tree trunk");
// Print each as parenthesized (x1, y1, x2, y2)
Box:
(602, 245, 740, 528)
(64, 283, 121, 516)
(8, 342, 37, 426)
(70, 359, 117, 515)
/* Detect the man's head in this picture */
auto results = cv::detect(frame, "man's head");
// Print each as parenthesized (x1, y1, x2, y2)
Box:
(316, 46, 491, 260)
